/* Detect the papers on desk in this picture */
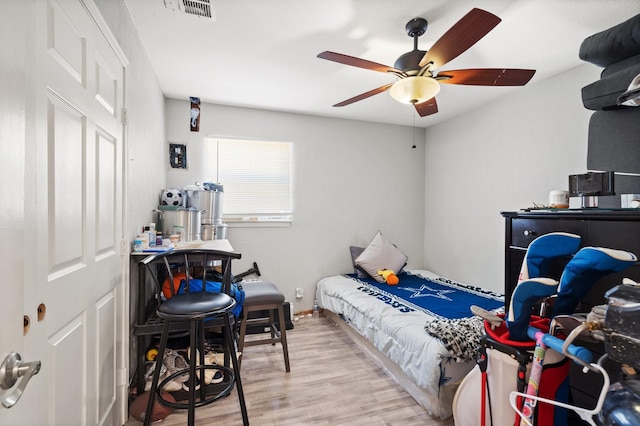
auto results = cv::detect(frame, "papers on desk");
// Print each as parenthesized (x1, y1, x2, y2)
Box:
(132, 239, 235, 256)
(174, 239, 234, 252)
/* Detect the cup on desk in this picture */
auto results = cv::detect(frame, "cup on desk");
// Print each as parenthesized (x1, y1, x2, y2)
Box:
(549, 190, 569, 208)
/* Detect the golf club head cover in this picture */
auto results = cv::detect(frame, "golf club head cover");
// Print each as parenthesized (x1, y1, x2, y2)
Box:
(518, 232, 581, 283)
(553, 247, 637, 317)
(507, 277, 559, 341)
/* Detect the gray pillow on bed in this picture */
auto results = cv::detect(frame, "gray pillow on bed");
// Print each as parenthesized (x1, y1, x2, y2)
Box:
(354, 231, 408, 283)
(349, 246, 369, 278)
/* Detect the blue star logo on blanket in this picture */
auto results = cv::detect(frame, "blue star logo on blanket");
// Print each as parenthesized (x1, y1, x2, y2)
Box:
(399, 284, 455, 301)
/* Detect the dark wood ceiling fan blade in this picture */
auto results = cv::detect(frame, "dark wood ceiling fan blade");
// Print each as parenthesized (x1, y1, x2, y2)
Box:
(419, 8, 501, 69)
(414, 97, 438, 117)
(318, 51, 402, 74)
(333, 83, 394, 107)
(437, 68, 536, 86)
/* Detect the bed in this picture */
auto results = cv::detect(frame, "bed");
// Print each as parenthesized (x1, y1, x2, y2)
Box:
(315, 269, 504, 419)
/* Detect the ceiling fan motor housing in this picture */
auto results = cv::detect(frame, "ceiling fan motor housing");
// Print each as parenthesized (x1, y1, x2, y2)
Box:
(394, 50, 428, 75)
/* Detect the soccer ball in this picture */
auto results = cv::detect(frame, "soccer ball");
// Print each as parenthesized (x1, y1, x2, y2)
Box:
(160, 189, 184, 206)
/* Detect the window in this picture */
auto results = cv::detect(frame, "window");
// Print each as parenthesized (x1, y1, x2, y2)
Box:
(204, 138, 293, 223)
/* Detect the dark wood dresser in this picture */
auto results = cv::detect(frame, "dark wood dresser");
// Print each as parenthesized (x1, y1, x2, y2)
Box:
(501, 210, 640, 413)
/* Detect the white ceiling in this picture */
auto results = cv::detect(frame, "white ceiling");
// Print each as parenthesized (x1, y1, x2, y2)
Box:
(123, 0, 640, 128)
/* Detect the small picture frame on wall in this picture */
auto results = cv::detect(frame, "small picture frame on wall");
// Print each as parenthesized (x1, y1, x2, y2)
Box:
(169, 143, 187, 169)
(190, 97, 200, 132)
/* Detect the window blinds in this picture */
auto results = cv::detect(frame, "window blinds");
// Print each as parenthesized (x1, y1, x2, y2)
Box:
(204, 138, 293, 218)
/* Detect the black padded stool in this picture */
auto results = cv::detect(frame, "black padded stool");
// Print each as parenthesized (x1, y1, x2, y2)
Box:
(139, 249, 249, 426)
(237, 281, 290, 372)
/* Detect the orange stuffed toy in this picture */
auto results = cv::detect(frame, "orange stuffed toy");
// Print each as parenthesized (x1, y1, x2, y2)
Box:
(378, 269, 399, 285)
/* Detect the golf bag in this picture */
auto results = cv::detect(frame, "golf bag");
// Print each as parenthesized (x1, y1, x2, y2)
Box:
(452, 315, 570, 426)
(454, 233, 579, 425)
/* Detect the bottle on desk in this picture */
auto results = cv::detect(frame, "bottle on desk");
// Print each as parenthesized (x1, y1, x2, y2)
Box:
(133, 230, 149, 252)
(148, 224, 156, 247)
(133, 236, 144, 253)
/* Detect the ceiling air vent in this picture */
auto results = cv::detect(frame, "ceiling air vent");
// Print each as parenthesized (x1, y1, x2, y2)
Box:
(164, 0, 214, 19)
(183, 0, 212, 18)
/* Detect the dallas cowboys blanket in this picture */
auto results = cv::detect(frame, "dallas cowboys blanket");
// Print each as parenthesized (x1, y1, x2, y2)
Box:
(347, 271, 503, 320)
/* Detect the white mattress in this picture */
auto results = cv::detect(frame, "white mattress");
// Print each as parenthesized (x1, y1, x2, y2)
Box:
(315, 270, 481, 419)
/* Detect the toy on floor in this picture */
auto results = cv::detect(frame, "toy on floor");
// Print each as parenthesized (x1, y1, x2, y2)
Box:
(378, 269, 399, 285)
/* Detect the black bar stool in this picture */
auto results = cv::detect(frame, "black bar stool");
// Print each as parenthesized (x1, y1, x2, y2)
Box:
(139, 248, 249, 426)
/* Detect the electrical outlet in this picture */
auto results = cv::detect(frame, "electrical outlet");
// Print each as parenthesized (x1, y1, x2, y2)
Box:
(295, 288, 304, 299)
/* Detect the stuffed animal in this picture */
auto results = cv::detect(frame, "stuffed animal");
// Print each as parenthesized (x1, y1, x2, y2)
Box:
(378, 269, 399, 285)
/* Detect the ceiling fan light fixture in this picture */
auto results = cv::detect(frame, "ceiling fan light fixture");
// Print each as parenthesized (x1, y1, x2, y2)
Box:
(390, 76, 440, 105)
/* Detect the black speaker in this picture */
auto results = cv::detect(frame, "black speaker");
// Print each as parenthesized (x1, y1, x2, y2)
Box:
(245, 301, 294, 335)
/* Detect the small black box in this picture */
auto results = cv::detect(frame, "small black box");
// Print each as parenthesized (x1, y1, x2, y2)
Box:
(245, 301, 294, 335)
(568, 171, 615, 196)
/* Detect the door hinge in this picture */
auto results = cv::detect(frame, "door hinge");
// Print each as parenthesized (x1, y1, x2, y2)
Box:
(121, 108, 128, 126)
(120, 238, 128, 255)
(117, 368, 128, 387)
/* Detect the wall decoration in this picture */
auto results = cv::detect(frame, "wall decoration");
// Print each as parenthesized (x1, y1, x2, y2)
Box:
(190, 96, 200, 132)
(169, 143, 187, 169)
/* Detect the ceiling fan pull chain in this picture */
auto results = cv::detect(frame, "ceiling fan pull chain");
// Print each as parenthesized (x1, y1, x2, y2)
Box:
(412, 112, 417, 149)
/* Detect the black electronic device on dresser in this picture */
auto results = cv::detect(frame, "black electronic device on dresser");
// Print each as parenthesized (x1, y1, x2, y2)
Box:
(502, 210, 640, 418)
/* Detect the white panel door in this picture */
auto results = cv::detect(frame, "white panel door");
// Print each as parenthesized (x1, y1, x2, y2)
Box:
(0, 1, 127, 425)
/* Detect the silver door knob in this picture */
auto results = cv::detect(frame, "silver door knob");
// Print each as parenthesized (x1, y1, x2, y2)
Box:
(0, 352, 41, 408)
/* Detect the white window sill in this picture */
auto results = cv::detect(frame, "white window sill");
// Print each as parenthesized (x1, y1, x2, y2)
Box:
(224, 216, 292, 228)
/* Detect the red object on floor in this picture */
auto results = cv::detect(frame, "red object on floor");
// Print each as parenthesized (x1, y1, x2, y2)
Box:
(130, 390, 175, 422)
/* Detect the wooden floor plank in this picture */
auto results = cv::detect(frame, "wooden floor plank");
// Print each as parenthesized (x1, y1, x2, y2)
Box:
(126, 314, 456, 425)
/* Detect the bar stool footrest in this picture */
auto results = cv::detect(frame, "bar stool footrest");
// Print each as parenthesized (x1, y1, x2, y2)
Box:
(156, 365, 235, 409)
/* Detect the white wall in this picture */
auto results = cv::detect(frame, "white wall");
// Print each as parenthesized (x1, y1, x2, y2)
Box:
(166, 99, 426, 311)
(95, 0, 167, 238)
(423, 64, 601, 293)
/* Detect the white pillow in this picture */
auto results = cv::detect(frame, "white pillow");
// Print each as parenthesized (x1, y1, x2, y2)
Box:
(355, 231, 408, 283)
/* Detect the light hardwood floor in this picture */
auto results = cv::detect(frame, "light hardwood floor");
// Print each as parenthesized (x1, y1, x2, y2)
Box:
(126, 314, 456, 425)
